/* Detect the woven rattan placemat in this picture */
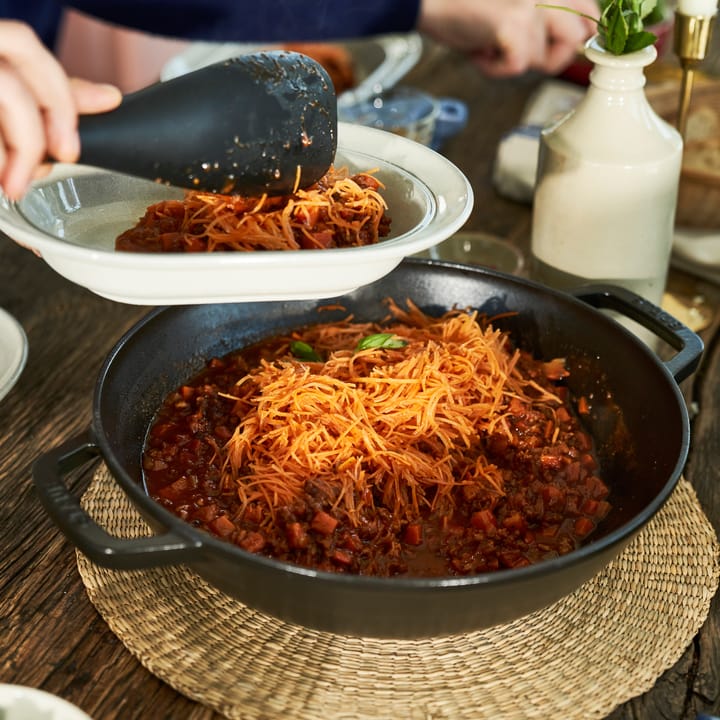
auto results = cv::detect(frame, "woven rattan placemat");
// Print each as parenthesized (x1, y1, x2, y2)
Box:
(77, 465, 719, 720)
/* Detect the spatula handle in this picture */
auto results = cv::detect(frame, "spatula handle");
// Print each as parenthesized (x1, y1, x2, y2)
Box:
(78, 51, 337, 195)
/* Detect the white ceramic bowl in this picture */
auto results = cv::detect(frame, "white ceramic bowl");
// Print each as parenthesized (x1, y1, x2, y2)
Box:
(0, 123, 473, 305)
(0, 685, 91, 720)
(161, 34, 425, 110)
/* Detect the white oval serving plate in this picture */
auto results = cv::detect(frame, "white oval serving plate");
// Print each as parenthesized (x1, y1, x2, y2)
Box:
(0, 123, 473, 305)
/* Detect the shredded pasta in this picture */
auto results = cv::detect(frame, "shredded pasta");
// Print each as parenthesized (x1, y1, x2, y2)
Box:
(219, 300, 564, 526)
(115, 166, 390, 253)
(144, 298, 611, 576)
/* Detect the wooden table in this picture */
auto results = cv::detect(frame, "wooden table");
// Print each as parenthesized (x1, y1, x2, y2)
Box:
(1, 42, 719, 720)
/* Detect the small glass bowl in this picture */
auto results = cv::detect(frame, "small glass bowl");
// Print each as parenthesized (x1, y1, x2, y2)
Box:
(339, 86, 439, 146)
(418, 232, 525, 276)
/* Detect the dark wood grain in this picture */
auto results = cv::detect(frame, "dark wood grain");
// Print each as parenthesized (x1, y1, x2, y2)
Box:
(1, 40, 719, 720)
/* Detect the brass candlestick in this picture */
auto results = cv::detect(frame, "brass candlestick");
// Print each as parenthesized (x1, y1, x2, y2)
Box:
(673, 10, 716, 138)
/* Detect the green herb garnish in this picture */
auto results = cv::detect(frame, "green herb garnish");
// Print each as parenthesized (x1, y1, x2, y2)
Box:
(355, 333, 408, 352)
(290, 340, 322, 362)
(537, 0, 659, 55)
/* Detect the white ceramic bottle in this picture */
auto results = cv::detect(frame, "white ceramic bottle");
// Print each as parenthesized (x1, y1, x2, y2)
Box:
(531, 36, 683, 308)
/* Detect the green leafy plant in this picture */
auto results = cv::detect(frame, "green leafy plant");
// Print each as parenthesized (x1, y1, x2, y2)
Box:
(538, 0, 663, 54)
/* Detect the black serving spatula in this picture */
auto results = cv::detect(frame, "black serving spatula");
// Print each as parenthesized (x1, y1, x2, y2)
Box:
(76, 51, 338, 195)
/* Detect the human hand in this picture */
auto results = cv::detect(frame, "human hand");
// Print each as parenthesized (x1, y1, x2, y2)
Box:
(0, 21, 122, 200)
(418, 0, 598, 78)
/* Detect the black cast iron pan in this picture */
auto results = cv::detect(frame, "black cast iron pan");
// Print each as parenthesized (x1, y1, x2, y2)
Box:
(33, 259, 703, 638)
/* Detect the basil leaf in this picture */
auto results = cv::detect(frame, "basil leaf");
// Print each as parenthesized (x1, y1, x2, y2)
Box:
(356, 333, 408, 352)
(623, 30, 658, 52)
(600, 0, 658, 20)
(603, 5, 629, 54)
(640, 0, 659, 21)
(290, 340, 322, 362)
(542, 0, 662, 55)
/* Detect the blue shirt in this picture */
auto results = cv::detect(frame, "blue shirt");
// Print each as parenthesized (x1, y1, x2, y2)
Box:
(1, 0, 420, 49)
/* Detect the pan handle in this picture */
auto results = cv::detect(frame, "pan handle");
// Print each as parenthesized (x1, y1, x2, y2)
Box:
(32, 429, 204, 570)
(571, 284, 704, 384)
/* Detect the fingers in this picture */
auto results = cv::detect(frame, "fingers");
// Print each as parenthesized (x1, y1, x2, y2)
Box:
(538, 1, 598, 74)
(0, 22, 74, 199)
(476, 16, 594, 77)
(419, 0, 597, 79)
(69, 77, 123, 114)
(472, 17, 547, 78)
(0, 21, 121, 200)
(3, 22, 80, 160)
(0, 59, 47, 199)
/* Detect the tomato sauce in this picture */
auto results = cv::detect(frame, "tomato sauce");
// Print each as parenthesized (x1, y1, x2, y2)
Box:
(143, 325, 611, 578)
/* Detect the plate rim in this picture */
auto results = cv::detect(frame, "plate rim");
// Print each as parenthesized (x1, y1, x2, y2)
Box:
(0, 307, 28, 402)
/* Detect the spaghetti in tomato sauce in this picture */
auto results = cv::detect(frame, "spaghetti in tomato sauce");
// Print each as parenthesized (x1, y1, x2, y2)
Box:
(116, 166, 391, 253)
(143, 299, 612, 577)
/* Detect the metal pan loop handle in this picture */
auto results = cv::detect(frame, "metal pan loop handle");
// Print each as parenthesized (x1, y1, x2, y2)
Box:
(571, 284, 704, 384)
(32, 429, 203, 570)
